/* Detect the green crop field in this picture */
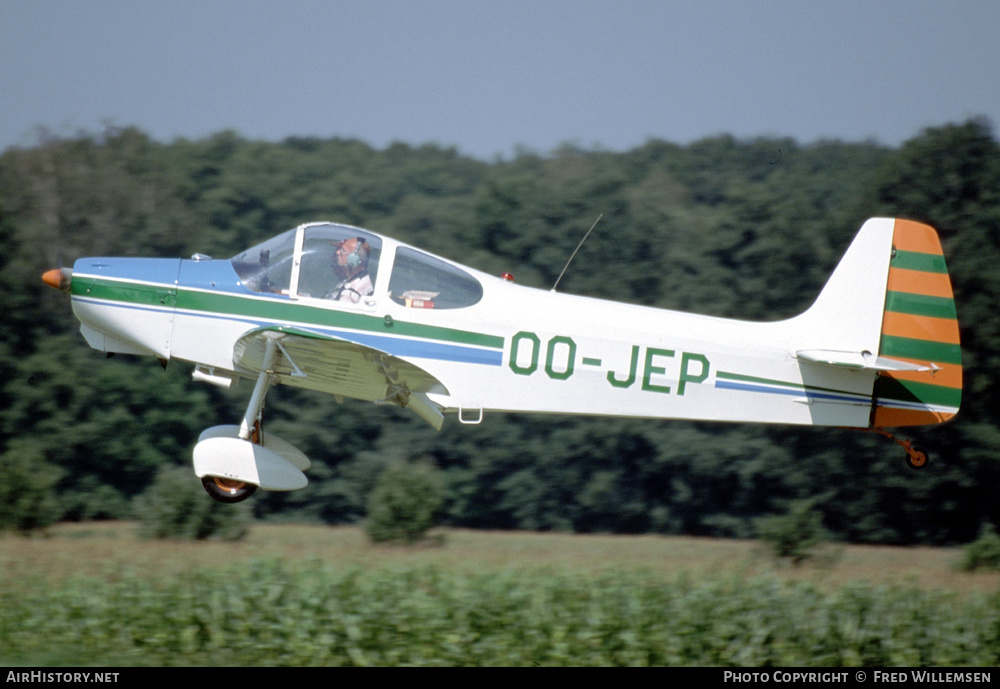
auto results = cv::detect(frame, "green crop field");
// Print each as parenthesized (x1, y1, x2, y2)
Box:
(1, 523, 998, 666)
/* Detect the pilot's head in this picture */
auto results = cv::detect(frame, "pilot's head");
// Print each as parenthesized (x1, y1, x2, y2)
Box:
(332, 237, 369, 276)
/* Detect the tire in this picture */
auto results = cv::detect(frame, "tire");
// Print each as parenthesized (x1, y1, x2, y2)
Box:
(201, 476, 258, 503)
(905, 447, 929, 470)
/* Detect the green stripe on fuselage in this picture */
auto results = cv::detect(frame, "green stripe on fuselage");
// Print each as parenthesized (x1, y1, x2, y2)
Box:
(715, 370, 857, 397)
(716, 370, 804, 391)
(75, 276, 504, 351)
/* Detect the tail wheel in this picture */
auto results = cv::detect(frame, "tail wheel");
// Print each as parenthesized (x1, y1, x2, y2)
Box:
(905, 446, 929, 471)
(202, 476, 258, 503)
(863, 428, 931, 470)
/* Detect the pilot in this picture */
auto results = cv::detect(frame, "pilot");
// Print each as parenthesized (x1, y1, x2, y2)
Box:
(326, 236, 374, 303)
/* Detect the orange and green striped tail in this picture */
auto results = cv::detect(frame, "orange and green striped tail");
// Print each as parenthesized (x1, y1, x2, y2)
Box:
(872, 219, 962, 427)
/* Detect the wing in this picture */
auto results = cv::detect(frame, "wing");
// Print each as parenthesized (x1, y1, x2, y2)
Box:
(233, 325, 448, 429)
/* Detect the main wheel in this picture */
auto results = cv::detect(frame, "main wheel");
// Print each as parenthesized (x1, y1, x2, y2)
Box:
(201, 475, 258, 503)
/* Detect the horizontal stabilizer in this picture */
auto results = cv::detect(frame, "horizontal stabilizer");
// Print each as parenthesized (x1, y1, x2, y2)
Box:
(797, 349, 941, 373)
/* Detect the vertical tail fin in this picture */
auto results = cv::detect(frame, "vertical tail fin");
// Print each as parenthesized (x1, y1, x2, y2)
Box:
(793, 218, 961, 428)
(872, 219, 962, 427)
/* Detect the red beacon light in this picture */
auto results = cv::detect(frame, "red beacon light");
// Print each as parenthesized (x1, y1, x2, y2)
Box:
(501, 272, 514, 283)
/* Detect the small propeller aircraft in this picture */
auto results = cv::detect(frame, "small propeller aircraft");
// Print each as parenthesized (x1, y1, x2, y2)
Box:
(43, 217, 961, 502)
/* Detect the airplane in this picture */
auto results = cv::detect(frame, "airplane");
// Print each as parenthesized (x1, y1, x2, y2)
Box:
(42, 217, 962, 503)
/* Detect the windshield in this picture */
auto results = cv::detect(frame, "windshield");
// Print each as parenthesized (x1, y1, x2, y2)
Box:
(230, 228, 296, 294)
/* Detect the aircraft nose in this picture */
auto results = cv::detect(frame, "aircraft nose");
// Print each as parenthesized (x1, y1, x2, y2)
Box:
(42, 267, 72, 292)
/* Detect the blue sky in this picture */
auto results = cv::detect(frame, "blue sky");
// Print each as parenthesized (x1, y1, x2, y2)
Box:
(3, 0, 998, 159)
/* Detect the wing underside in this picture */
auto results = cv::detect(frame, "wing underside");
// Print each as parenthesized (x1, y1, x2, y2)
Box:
(233, 326, 449, 429)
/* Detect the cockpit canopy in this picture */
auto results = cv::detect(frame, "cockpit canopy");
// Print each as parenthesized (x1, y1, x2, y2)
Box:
(230, 223, 382, 299)
(230, 222, 483, 309)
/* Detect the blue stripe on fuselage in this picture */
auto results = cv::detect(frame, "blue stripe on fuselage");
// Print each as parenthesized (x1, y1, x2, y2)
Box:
(715, 379, 869, 405)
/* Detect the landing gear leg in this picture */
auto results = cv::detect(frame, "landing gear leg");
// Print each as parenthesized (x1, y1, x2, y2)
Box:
(239, 339, 277, 442)
(197, 339, 286, 503)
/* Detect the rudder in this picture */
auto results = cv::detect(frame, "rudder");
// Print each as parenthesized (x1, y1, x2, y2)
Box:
(871, 219, 962, 427)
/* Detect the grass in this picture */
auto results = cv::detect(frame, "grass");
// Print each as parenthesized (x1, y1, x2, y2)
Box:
(2, 521, 998, 592)
(1, 522, 998, 666)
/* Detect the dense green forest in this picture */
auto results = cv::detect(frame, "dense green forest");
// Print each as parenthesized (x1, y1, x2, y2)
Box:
(1, 120, 998, 545)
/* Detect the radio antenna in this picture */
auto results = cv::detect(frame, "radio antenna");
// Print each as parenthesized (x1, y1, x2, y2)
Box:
(551, 214, 602, 293)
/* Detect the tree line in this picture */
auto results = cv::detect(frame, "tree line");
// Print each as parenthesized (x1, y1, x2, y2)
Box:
(1, 119, 997, 544)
